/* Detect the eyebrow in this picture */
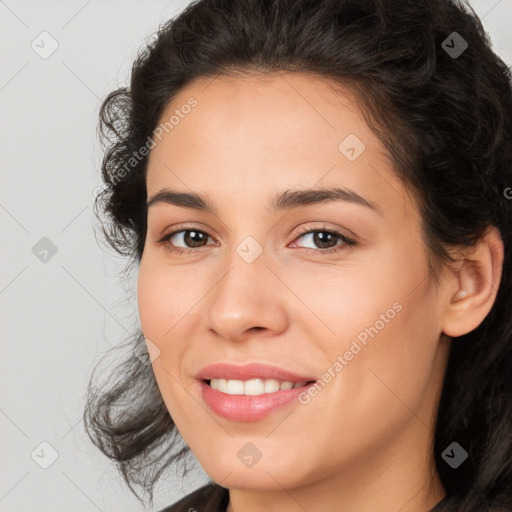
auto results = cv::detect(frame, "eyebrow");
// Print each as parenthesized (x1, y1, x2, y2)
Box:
(147, 186, 383, 216)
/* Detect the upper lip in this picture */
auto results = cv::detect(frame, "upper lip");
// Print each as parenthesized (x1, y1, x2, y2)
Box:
(196, 363, 317, 383)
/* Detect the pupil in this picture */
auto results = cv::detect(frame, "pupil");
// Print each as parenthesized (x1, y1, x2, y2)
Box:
(185, 230, 206, 248)
(314, 231, 335, 249)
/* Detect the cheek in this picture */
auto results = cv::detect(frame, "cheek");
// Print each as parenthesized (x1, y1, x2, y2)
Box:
(285, 259, 404, 355)
(298, 243, 435, 399)
(137, 258, 197, 340)
(136, 262, 194, 422)
(137, 263, 164, 337)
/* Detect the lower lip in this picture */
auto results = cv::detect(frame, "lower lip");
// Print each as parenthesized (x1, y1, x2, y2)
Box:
(199, 380, 315, 422)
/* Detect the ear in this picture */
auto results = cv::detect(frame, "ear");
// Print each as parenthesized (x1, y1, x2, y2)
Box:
(441, 226, 504, 338)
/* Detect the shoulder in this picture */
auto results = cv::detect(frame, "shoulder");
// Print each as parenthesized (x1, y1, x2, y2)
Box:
(157, 482, 230, 512)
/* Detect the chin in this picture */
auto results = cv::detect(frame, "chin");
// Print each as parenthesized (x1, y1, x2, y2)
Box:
(200, 449, 313, 492)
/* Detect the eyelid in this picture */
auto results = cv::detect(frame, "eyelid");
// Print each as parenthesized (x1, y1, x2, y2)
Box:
(290, 222, 356, 243)
(156, 221, 218, 241)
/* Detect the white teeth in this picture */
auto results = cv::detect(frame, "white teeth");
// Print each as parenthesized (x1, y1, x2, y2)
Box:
(264, 379, 280, 393)
(217, 378, 227, 393)
(244, 379, 265, 395)
(209, 378, 307, 395)
(225, 379, 245, 394)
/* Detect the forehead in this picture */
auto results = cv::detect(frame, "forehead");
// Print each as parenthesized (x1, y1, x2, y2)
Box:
(185, 71, 364, 120)
(152, 71, 374, 157)
(146, 72, 414, 220)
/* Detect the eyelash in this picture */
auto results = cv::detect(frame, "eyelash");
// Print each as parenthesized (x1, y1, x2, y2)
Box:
(156, 223, 357, 256)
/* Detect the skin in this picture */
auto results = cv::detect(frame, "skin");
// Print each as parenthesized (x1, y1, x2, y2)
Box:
(137, 71, 504, 512)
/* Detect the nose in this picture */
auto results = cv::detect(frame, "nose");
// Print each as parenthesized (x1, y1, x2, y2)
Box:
(202, 245, 288, 343)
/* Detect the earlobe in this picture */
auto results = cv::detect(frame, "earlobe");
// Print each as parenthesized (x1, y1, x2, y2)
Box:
(442, 226, 504, 338)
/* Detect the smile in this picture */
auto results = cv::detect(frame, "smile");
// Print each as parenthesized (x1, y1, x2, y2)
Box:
(199, 379, 317, 422)
(207, 377, 313, 395)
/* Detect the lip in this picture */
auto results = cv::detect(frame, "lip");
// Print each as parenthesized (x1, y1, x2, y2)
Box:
(195, 363, 317, 422)
(195, 362, 316, 383)
(199, 380, 316, 421)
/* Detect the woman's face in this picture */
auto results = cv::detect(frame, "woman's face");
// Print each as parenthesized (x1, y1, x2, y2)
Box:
(137, 72, 451, 493)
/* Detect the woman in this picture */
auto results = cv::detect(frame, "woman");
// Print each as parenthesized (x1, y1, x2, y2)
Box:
(84, 0, 512, 511)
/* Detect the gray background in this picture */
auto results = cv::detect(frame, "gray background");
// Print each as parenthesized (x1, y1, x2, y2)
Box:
(1, 1, 511, 511)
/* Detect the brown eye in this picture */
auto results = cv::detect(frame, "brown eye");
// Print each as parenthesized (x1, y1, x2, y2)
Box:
(299, 230, 339, 249)
(291, 227, 356, 254)
(158, 228, 214, 251)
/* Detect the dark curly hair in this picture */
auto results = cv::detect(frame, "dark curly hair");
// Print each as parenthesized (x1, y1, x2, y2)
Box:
(84, 0, 512, 510)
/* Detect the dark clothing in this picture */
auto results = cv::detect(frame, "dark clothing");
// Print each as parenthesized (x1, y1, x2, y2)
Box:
(159, 483, 229, 511)
(158, 482, 453, 512)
